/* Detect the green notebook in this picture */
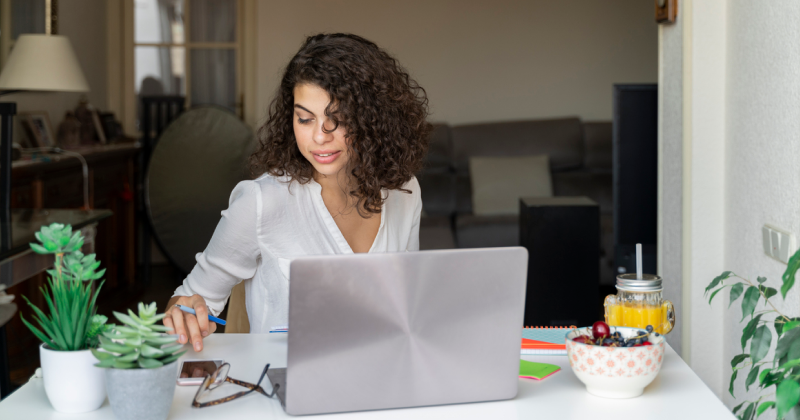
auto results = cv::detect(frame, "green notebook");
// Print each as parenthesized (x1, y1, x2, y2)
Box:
(519, 360, 560, 380)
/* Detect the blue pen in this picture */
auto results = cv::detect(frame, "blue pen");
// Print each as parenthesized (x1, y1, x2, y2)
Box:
(175, 304, 227, 326)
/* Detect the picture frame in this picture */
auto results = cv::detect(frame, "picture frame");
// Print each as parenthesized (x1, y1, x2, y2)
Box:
(20, 111, 56, 148)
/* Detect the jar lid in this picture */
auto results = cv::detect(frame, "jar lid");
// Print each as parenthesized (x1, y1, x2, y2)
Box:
(616, 273, 663, 291)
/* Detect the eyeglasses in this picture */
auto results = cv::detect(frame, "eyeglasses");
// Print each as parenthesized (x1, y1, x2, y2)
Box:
(192, 362, 279, 408)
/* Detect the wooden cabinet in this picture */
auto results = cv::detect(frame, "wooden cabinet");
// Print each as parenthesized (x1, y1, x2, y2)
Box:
(5, 144, 139, 388)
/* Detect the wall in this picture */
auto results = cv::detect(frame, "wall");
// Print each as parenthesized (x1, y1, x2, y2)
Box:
(660, 0, 800, 407)
(3, 0, 107, 144)
(256, 0, 657, 126)
(723, 0, 800, 409)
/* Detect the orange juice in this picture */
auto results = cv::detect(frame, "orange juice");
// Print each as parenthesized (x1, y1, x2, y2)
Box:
(604, 300, 673, 334)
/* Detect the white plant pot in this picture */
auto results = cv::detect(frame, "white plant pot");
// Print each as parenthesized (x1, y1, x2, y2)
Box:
(39, 344, 106, 413)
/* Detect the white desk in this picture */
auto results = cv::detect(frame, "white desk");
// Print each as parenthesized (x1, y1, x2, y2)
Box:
(0, 334, 734, 419)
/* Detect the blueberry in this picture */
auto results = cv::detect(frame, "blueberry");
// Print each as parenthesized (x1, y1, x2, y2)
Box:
(625, 342, 634, 347)
(646, 325, 654, 333)
(634, 338, 642, 345)
(654, 332, 661, 337)
(638, 330, 647, 336)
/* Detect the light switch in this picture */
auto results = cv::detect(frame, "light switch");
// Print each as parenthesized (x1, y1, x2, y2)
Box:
(763, 224, 796, 264)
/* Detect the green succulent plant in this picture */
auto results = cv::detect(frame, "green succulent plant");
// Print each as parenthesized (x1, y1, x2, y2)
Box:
(20, 223, 107, 351)
(92, 302, 186, 369)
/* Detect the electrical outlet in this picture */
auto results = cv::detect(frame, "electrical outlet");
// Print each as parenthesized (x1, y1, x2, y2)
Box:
(763, 224, 796, 264)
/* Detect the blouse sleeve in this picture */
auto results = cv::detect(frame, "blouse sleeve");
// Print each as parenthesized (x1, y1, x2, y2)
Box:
(172, 180, 261, 316)
(406, 178, 422, 252)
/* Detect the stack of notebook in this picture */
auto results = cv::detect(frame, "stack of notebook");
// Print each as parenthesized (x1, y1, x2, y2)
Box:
(520, 326, 575, 355)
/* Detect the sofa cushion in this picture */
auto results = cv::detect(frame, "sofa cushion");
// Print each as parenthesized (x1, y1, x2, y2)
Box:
(451, 117, 584, 175)
(419, 216, 456, 250)
(417, 169, 456, 216)
(455, 214, 519, 248)
(424, 123, 452, 170)
(469, 154, 552, 215)
(583, 122, 612, 172)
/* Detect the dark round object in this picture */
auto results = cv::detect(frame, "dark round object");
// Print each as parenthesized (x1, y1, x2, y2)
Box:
(146, 107, 255, 274)
(592, 321, 610, 340)
(646, 325, 654, 333)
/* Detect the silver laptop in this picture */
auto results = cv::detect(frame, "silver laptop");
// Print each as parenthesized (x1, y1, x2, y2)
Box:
(267, 247, 528, 415)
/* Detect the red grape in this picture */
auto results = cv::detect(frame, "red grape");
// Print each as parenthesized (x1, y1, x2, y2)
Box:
(572, 336, 593, 344)
(592, 321, 610, 340)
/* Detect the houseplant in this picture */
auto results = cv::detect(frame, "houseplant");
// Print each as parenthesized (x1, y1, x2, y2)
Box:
(19, 223, 109, 413)
(92, 302, 185, 420)
(706, 250, 800, 419)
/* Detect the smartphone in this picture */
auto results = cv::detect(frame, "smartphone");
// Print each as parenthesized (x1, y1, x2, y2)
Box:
(176, 359, 225, 386)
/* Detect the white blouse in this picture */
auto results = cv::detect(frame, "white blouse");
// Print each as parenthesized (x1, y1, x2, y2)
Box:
(172, 173, 422, 333)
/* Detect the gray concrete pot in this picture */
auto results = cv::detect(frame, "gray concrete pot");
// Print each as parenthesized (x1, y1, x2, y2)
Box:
(105, 361, 178, 420)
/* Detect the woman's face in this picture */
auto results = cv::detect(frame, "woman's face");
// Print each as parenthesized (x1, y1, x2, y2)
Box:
(293, 83, 349, 178)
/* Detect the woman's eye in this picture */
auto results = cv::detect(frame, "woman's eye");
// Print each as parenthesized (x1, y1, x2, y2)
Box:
(298, 117, 311, 125)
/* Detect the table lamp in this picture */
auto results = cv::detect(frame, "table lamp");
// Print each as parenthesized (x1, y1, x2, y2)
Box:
(0, 34, 88, 398)
(0, 34, 89, 251)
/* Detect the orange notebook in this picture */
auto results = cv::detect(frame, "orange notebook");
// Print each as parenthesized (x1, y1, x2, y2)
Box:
(521, 326, 576, 355)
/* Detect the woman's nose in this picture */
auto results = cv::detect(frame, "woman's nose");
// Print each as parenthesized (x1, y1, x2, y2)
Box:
(313, 120, 335, 144)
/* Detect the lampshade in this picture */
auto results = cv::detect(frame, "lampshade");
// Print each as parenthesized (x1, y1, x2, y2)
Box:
(0, 34, 89, 92)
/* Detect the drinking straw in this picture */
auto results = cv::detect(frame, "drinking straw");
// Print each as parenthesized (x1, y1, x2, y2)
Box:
(636, 243, 643, 279)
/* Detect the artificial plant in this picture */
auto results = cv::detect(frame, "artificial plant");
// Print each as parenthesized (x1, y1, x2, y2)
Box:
(20, 223, 108, 351)
(706, 249, 800, 420)
(92, 302, 185, 369)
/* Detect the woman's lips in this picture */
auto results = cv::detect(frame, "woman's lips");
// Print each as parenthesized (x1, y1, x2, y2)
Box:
(312, 150, 342, 164)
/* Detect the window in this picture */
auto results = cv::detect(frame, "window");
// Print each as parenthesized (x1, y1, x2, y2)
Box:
(133, 0, 242, 128)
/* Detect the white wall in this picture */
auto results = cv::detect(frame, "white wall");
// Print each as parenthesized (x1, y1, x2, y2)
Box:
(256, 0, 657, 126)
(660, 0, 800, 408)
(723, 0, 800, 410)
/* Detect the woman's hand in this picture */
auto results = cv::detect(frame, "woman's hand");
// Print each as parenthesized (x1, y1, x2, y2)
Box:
(163, 294, 217, 352)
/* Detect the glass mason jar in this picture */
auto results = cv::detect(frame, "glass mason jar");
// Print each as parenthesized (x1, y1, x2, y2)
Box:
(604, 274, 675, 335)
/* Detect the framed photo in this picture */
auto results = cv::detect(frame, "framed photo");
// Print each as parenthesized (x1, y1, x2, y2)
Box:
(20, 111, 55, 148)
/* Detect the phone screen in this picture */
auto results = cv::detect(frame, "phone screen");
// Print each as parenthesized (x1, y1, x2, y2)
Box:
(177, 359, 224, 385)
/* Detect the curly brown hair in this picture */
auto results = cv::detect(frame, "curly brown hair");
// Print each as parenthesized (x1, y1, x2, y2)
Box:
(250, 33, 431, 214)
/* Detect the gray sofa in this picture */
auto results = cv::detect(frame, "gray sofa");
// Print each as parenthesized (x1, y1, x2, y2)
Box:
(417, 117, 615, 285)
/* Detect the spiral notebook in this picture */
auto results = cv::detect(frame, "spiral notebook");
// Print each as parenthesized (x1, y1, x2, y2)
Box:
(520, 326, 576, 355)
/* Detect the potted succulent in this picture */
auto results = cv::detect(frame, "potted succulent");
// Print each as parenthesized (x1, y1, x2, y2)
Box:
(19, 223, 109, 413)
(92, 302, 186, 420)
(706, 250, 800, 419)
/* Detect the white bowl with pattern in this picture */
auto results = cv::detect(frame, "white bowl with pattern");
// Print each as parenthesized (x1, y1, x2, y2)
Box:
(566, 326, 666, 398)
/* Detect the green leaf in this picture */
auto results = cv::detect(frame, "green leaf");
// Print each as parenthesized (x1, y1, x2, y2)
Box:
(729, 283, 745, 308)
(742, 402, 755, 420)
(99, 341, 136, 354)
(733, 401, 746, 415)
(140, 344, 165, 358)
(706, 271, 733, 296)
(95, 358, 115, 368)
(730, 369, 738, 397)
(709, 285, 731, 304)
(759, 285, 778, 299)
(743, 314, 765, 350)
(90, 348, 114, 360)
(160, 343, 184, 355)
(779, 359, 800, 371)
(757, 401, 775, 417)
(112, 360, 137, 369)
(751, 325, 772, 363)
(777, 328, 800, 359)
(760, 368, 770, 385)
(138, 358, 164, 369)
(746, 366, 760, 391)
(117, 352, 140, 362)
(732, 354, 750, 368)
(789, 339, 800, 362)
(144, 336, 179, 346)
(148, 324, 172, 332)
(786, 320, 800, 334)
(158, 350, 186, 365)
(777, 380, 800, 419)
(757, 276, 768, 284)
(782, 248, 800, 299)
(742, 286, 761, 321)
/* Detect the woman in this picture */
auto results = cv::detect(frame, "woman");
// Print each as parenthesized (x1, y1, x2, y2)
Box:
(163, 33, 431, 352)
